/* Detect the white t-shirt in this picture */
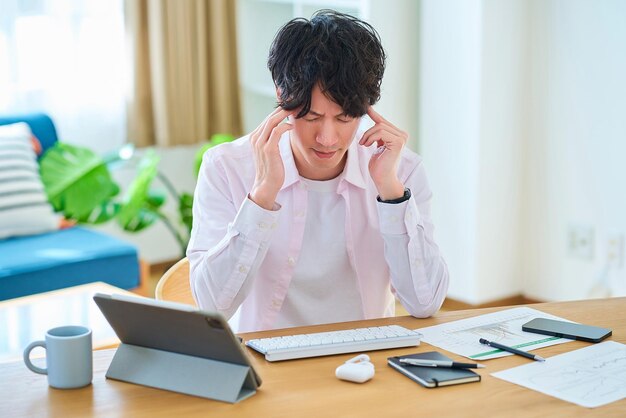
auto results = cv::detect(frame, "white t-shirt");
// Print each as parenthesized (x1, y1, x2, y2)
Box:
(273, 175, 362, 329)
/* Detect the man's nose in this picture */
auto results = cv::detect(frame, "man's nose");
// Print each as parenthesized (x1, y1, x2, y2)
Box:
(316, 122, 338, 148)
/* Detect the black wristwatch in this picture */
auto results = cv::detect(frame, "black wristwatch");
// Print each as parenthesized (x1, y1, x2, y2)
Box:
(377, 188, 411, 204)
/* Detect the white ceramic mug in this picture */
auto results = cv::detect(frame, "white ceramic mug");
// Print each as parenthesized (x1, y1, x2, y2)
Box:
(23, 325, 93, 389)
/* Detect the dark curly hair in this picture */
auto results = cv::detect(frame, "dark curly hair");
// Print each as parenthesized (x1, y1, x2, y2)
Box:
(268, 10, 386, 119)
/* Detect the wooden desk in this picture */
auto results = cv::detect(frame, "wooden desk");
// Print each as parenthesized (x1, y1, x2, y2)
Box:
(0, 282, 134, 363)
(1, 298, 624, 417)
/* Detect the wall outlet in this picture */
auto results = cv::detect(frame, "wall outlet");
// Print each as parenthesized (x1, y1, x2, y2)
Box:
(568, 225, 594, 260)
(607, 233, 624, 268)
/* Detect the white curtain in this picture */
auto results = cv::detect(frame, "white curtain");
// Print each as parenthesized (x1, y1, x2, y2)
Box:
(0, 0, 127, 155)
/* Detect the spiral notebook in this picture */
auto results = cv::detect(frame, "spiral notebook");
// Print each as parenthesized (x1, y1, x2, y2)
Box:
(387, 351, 481, 388)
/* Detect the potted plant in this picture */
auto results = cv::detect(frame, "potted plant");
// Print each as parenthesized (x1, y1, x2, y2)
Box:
(39, 134, 234, 257)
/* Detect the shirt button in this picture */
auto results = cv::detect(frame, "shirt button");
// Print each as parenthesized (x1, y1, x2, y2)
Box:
(287, 257, 296, 266)
(238, 265, 247, 273)
(272, 300, 281, 307)
(390, 215, 398, 223)
(414, 259, 421, 267)
(296, 210, 305, 218)
(271, 222, 277, 229)
(259, 221, 268, 230)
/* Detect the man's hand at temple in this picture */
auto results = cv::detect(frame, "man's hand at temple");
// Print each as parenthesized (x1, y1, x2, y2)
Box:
(360, 107, 408, 201)
(249, 107, 293, 210)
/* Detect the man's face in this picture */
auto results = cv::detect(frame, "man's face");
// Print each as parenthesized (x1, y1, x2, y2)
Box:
(287, 84, 361, 181)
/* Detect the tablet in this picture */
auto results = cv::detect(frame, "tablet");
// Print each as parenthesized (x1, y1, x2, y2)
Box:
(93, 293, 262, 389)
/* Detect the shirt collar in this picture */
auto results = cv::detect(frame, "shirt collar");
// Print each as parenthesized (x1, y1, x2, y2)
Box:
(279, 132, 299, 190)
(279, 129, 368, 191)
(341, 132, 367, 189)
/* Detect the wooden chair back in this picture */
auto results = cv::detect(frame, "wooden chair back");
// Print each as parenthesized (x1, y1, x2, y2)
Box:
(154, 257, 196, 307)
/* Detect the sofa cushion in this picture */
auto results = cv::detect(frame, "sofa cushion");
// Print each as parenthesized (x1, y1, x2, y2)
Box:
(0, 113, 59, 153)
(0, 227, 140, 300)
(0, 123, 59, 239)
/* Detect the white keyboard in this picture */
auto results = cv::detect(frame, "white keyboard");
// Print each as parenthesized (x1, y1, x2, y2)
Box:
(245, 325, 421, 361)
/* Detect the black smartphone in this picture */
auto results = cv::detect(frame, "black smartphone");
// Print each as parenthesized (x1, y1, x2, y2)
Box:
(522, 318, 612, 343)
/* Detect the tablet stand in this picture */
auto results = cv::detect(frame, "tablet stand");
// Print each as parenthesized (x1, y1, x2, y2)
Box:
(106, 343, 257, 403)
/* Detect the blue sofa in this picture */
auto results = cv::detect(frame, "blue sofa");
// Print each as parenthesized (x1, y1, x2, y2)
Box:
(0, 113, 140, 300)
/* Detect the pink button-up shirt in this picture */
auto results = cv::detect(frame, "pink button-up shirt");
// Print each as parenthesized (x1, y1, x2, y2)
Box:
(187, 131, 449, 332)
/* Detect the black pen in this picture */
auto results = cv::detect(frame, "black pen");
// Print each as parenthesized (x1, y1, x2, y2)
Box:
(399, 358, 485, 369)
(479, 338, 545, 362)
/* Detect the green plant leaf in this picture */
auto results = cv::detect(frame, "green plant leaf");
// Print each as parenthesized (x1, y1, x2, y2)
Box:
(117, 150, 160, 231)
(40, 143, 119, 220)
(77, 201, 121, 224)
(119, 208, 158, 232)
(211, 133, 235, 146)
(146, 190, 166, 209)
(179, 192, 194, 233)
(194, 133, 235, 177)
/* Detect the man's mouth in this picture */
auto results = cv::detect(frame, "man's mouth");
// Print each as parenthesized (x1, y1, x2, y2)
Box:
(313, 149, 337, 159)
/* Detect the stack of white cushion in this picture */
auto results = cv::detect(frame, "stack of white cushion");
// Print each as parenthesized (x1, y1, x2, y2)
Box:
(0, 122, 58, 239)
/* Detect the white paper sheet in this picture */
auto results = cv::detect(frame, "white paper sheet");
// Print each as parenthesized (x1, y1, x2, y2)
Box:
(492, 341, 626, 408)
(415, 307, 572, 360)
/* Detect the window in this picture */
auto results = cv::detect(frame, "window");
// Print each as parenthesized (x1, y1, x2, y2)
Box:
(0, 0, 127, 154)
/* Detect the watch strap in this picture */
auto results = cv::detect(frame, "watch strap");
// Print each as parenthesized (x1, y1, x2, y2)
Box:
(377, 188, 411, 204)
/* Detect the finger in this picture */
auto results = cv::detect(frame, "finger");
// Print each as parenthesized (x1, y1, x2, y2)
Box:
(266, 122, 293, 149)
(251, 107, 285, 146)
(267, 105, 286, 119)
(366, 117, 403, 138)
(258, 107, 285, 130)
(255, 107, 288, 133)
(362, 130, 405, 151)
(360, 126, 400, 147)
(367, 106, 387, 124)
(367, 107, 407, 138)
(363, 120, 408, 145)
(259, 109, 291, 144)
(360, 125, 390, 145)
(268, 106, 291, 123)
(250, 125, 263, 147)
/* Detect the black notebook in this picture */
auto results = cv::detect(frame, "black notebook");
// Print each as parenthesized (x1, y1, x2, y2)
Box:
(387, 351, 481, 388)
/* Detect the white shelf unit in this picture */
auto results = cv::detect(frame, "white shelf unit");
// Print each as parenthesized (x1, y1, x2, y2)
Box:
(236, 0, 367, 133)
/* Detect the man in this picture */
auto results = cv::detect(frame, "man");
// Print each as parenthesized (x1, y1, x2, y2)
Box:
(188, 10, 448, 332)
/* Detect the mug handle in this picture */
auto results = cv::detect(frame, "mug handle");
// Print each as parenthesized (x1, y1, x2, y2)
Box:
(23, 341, 47, 375)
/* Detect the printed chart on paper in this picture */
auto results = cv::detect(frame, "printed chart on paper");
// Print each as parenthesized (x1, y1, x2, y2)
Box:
(415, 307, 573, 360)
(493, 341, 626, 408)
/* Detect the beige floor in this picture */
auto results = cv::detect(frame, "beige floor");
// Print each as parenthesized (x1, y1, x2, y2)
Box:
(145, 267, 164, 298)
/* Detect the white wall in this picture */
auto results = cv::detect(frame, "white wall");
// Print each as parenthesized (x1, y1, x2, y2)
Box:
(369, 0, 420, 149)
(525, 0, 626, 300)
(421, 0, 626, 304)
(474, 0, 528, 301)
(419, 0, 483, 303)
